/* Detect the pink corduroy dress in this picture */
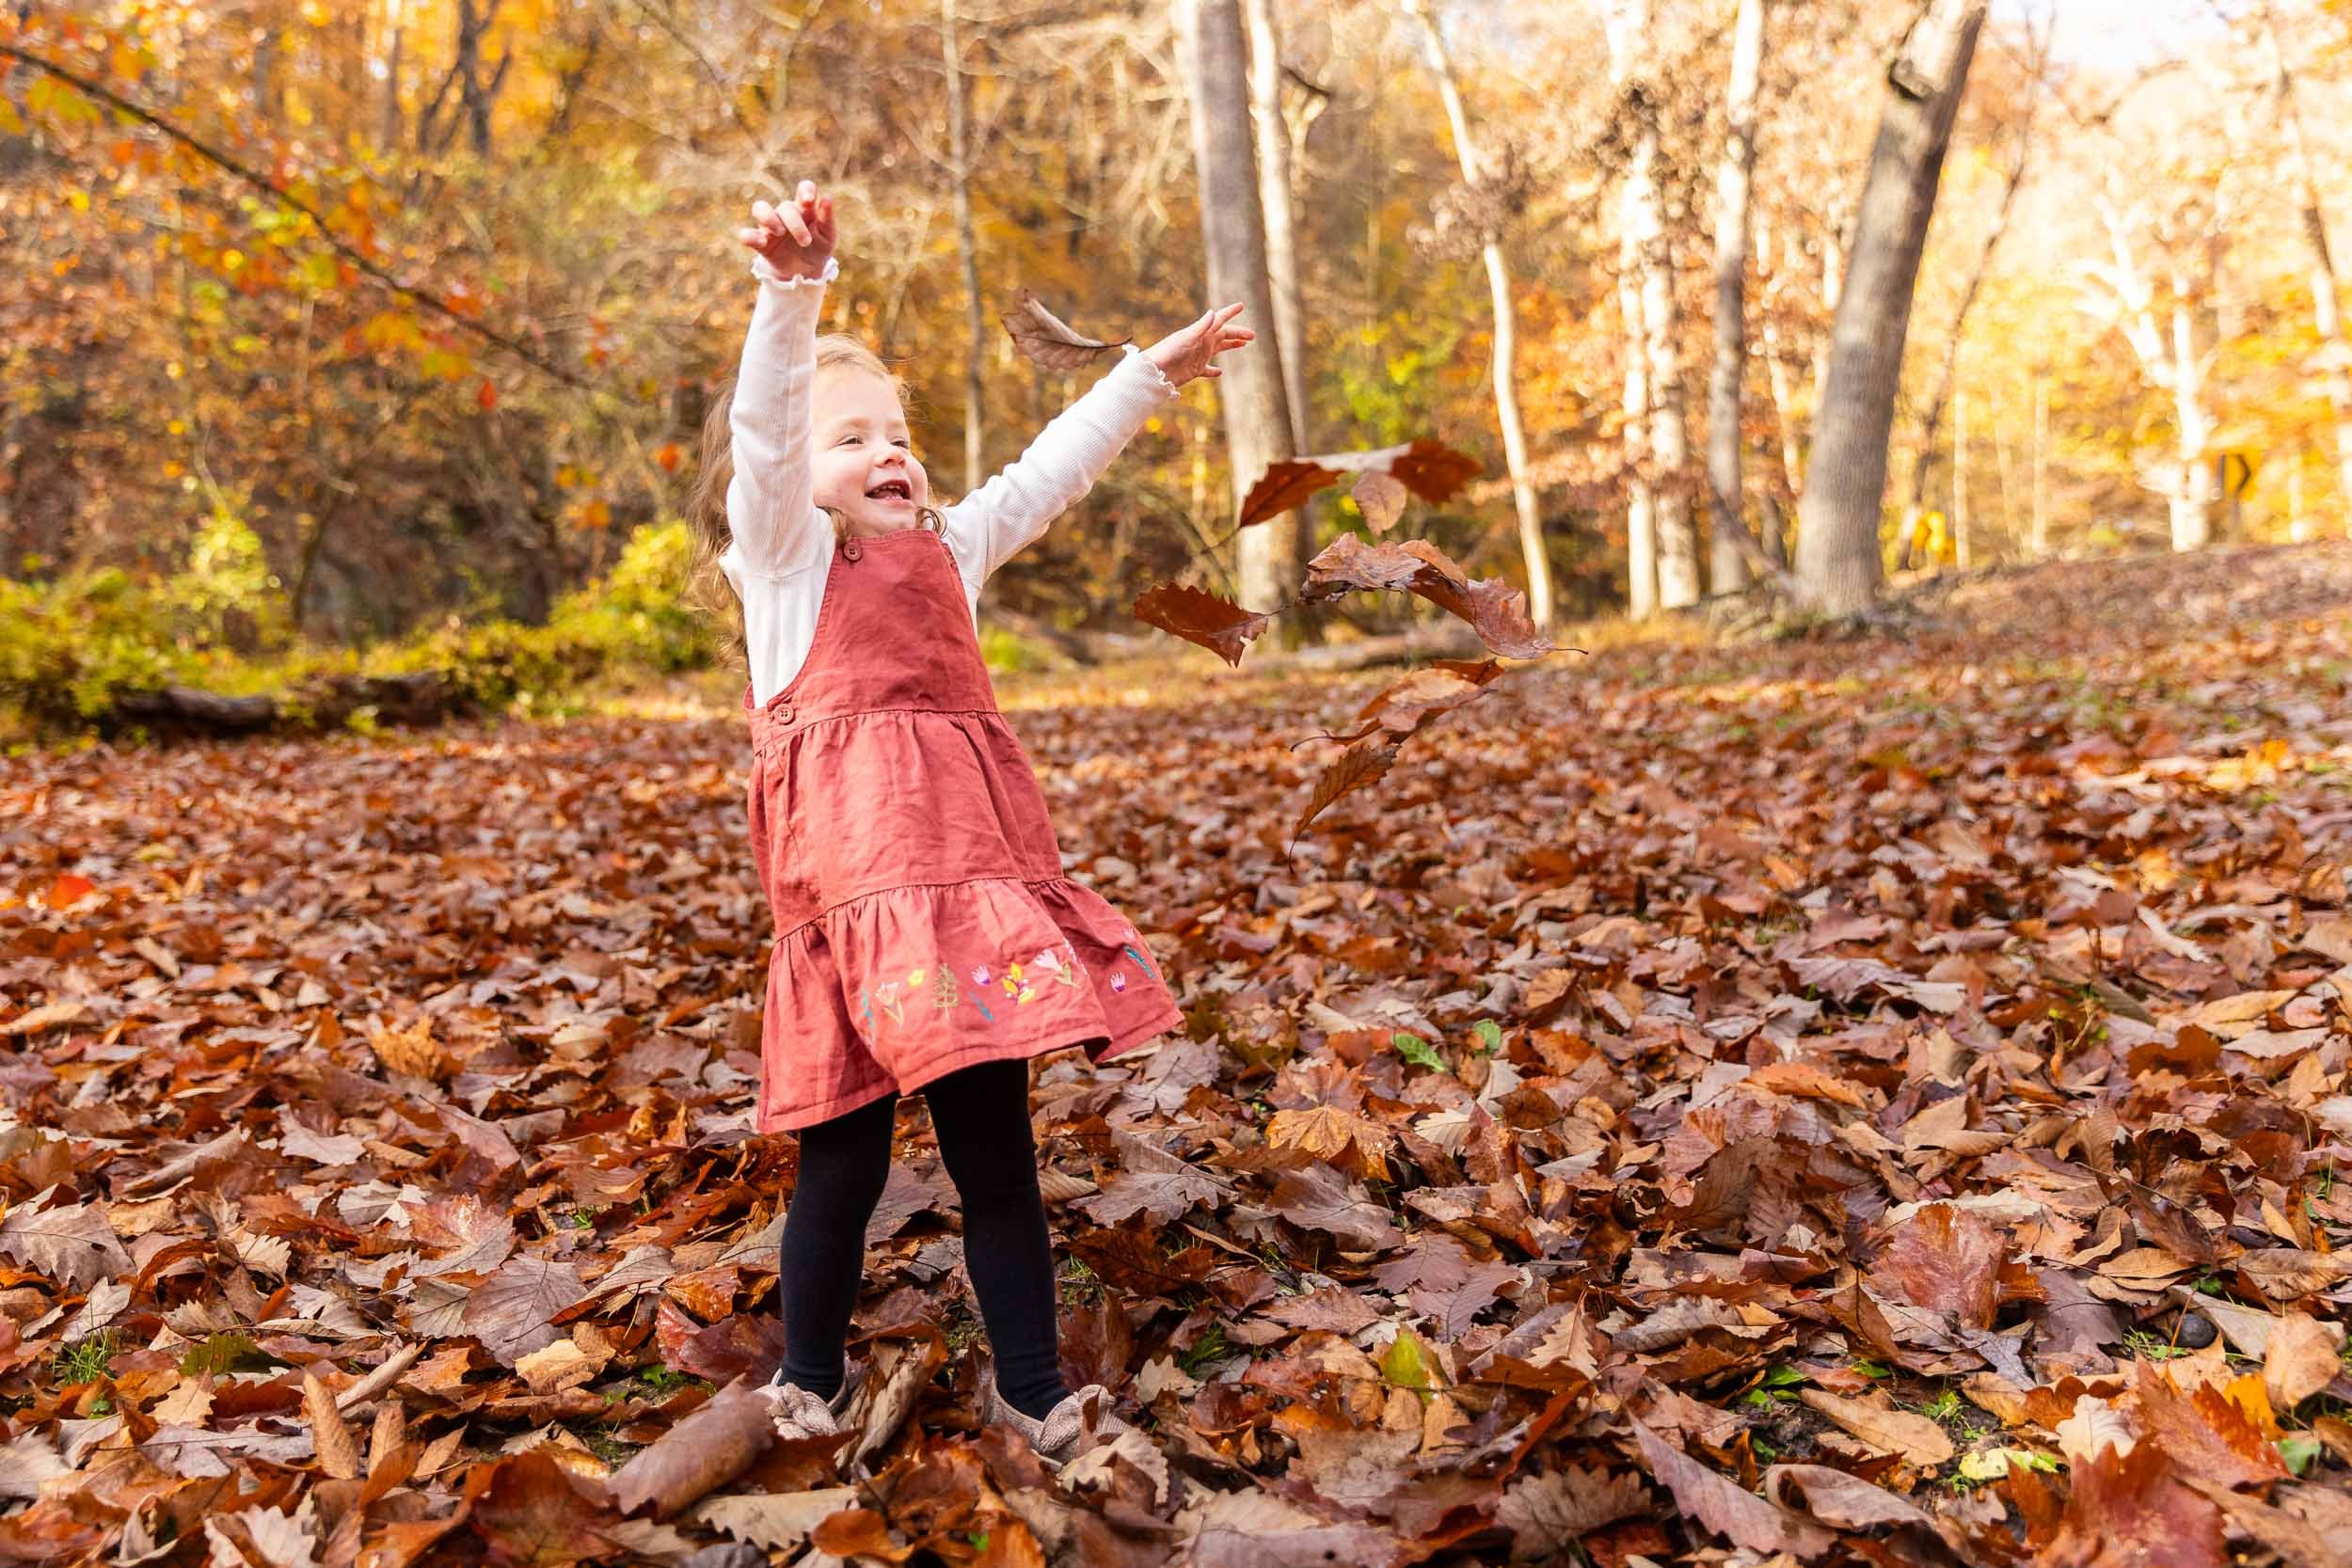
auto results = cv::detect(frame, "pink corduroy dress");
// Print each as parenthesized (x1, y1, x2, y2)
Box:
(743, 526, 1183, 1131)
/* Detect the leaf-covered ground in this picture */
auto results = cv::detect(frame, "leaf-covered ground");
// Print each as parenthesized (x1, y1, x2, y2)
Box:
(5, 543, 2352, 1566)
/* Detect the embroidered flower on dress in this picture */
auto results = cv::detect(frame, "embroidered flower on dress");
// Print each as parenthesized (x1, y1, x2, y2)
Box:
(1111, 970, 1127, 994)
(972, 965, 991, 986)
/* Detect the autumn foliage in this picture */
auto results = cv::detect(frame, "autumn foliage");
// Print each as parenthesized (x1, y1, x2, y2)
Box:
(1, 545, 2348, 1563)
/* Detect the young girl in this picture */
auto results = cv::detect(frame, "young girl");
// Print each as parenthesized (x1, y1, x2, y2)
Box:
(689, 182, 1252, 1468)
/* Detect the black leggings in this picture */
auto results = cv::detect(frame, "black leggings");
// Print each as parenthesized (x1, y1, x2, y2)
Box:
(773, 1056, 1071, 1420)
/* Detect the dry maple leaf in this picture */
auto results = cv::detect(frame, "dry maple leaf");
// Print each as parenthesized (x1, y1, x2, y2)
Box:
(1239, 438, 1481, 526)
(1867, 1202, 2005, 1328)
(999, 290, 1131, 369)
(2043, 1439, 2227, 1568)
(1131, 582, 1276, 667)
(369, 1016, 457, 1081)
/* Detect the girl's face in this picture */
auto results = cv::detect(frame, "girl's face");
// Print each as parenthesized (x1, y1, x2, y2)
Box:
(812, 367, 931, 537)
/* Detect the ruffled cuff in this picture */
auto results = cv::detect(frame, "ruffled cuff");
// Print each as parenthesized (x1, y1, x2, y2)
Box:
(1114, 342, 1180, 401)
(750, 253, 841, 290)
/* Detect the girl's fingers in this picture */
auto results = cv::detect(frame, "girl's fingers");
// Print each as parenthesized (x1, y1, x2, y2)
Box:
(782, 206, 813, 245)
(797, 179, 817, 204)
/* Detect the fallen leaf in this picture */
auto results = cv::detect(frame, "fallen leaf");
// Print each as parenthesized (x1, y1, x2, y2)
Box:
(1797, 1388, 1955, 1467)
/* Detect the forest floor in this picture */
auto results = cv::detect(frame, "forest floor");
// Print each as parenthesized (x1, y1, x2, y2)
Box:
(3, 541, 2351, 1564)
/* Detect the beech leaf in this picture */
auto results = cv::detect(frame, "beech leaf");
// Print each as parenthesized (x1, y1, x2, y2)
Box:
(1132, 582, 1276, 667)
(1239, 438, 1481, 526)
(1000, 290, 1131, 369)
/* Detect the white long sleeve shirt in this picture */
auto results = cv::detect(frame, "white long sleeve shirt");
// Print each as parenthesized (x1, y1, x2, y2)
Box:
(720, 254, 1179, 705)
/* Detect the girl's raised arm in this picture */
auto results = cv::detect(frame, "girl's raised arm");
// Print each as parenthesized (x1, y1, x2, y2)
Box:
(725, 189, 839, 578)
(945, 351, 1177, 585)
(946, 303, 1252, 584)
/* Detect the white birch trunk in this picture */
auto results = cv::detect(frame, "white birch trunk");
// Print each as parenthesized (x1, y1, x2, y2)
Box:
(1404, 0, 1553, 626)
(1706, 0, 1767, 594)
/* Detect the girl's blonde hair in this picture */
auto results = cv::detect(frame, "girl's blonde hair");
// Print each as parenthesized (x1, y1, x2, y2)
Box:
(686, 334, 946, 658)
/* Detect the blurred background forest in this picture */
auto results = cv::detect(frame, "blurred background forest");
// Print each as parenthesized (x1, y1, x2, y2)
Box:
(5, 0, 2351, 731)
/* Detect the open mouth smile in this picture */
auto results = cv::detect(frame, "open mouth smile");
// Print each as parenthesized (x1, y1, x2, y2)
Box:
(866, 481, 913, 502)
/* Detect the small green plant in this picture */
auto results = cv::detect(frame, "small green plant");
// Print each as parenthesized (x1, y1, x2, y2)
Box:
(1058, 1257, 1104, 1307)
(53, 1330, 118, 1387)
(1915, 1388, 1963, 1423)
(1740, 1365, 1807, 1408)
(1850, 1359, 1892, 1380)
(1179, 1324, 1232, 1375)
(634, 1365, 700, 1394)
(2279, 1433, 2324, 1475)
(2122, 1327, 2195, 1361)
(1391, 1032, 1445, 1071)
(578, 1425, 639, 1466)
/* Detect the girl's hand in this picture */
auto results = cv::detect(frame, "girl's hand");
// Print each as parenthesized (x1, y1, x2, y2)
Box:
(1142, 303, 1254, 388)
(739, 181, 837, 280)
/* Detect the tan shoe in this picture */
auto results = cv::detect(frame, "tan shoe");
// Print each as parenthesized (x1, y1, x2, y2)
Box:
(760, 1361, 865, 1444)
(982, 1375, 1125, 1470)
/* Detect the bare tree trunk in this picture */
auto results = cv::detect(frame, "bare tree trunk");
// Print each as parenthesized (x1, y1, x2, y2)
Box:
(381, 1, 405, 150)
(942, 0, 985, 494)
(1402, 0, 1553, 626)
(1795, 0, 1987, 616)
(1605, 0, 1697, 611)
(2260, 5, 2352, 512)
(1178, 0, 1297, 610)
(1756, 214, 1802, 562)
(1244, 0, 1317, 573)
(453, 0, 507, 157)
(1902, 24, 2041, 550)
(1706, 0, 1767, 595)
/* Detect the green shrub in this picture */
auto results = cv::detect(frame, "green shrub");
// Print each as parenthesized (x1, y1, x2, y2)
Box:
(0, 517, 721, 737)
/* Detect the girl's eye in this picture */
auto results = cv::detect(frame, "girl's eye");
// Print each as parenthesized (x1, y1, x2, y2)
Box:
(893, 438, 911, 450)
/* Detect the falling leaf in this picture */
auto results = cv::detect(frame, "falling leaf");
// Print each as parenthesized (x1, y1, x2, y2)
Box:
(1300, 534, 1552, 659)
(1131, 582, 1275, 667)
(1000, 290, 1131, 369)
(1293, 739, 1398, 841)
(1239, 439, 1481, 527)
(1351, 471, 1408, 532)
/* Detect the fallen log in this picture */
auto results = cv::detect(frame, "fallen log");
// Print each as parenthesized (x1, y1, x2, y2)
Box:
(97, 672, 467, 738)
